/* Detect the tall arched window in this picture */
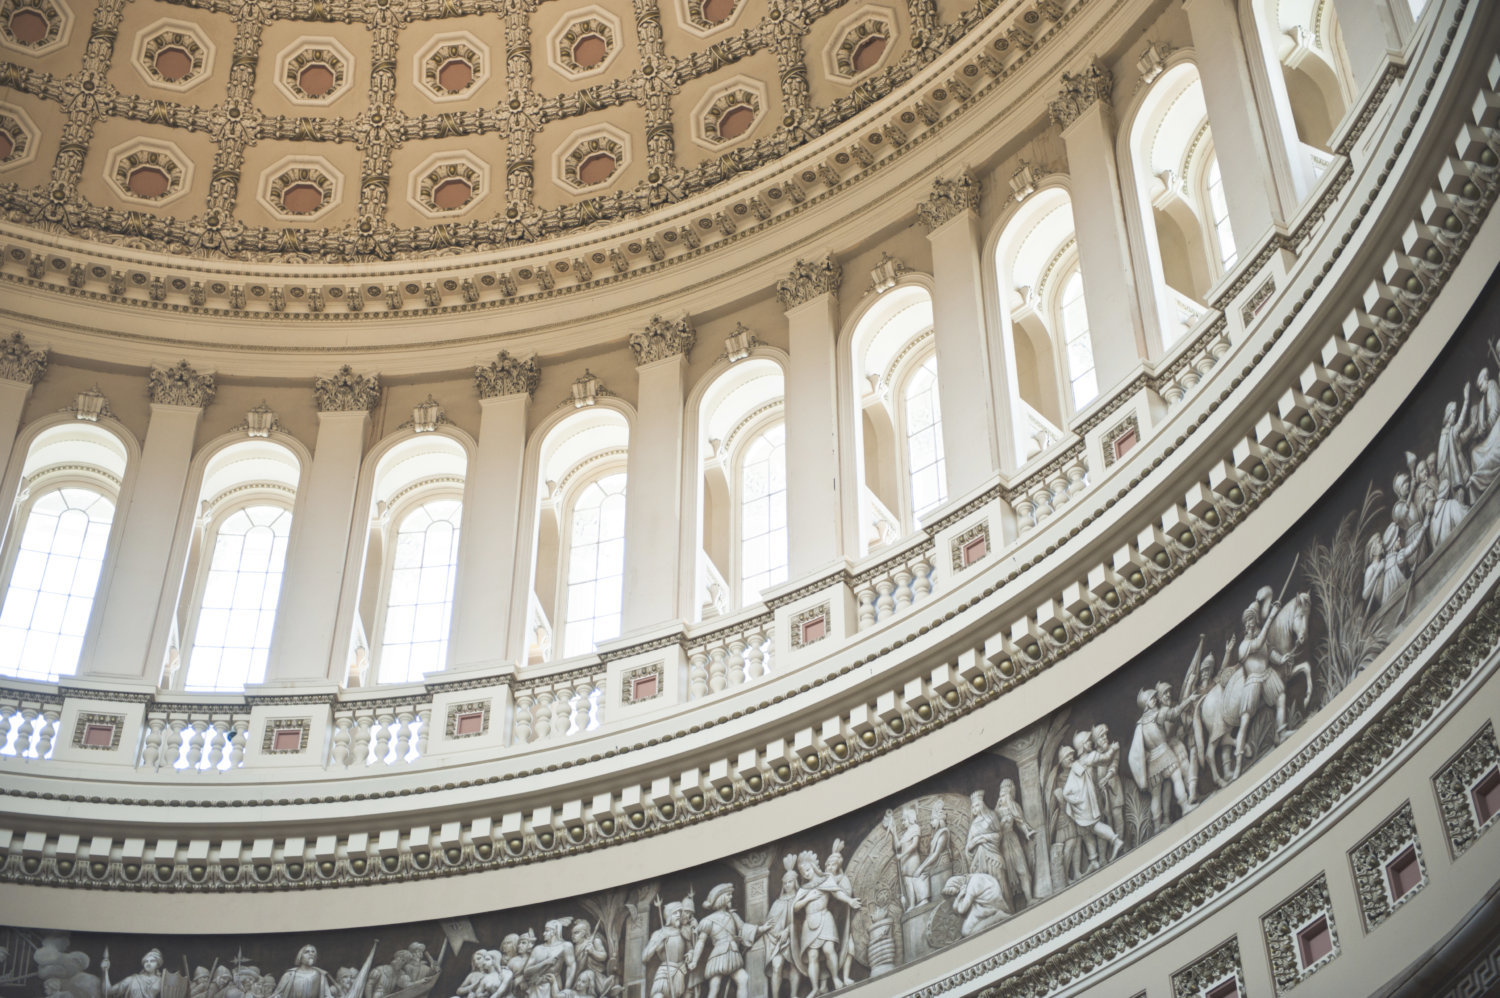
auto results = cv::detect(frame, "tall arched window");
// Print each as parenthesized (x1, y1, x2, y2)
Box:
(738, 423, 787, 603)
(562, 472, 627, 657)
(1060, 269, 1098, 408)
(183, 504, 291, 691)
(903, 356, 947, 522)
(1205, 154, 1237, 269)
(0, 487, 115, 681)
(378, 498, 462, 684)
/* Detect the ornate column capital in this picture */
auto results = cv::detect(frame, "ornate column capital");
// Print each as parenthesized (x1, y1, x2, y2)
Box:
(918, 171, 983, 230)
(314, 365, 382, 412)
(475, 350, 541, 399)
(1048, 58, 1115, 130)
(148, 360, 216, 408)
(776, 255, 843, 309)
(629, 314, 697, 366)
(0, 331, 47, 386)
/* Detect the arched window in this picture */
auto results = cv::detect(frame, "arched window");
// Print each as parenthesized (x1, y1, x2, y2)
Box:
(183, 504, 291, 691)
(1060, 269, 1098, 408)
(562, 472, 627, 658)
(903, 356, 947, 522)
(1205, 154, 1237, 270)
(738, 423, 787, 604)
(0, 487, 115, 681)
(378, 498, 462, 684)
(0, 422, 128, 682)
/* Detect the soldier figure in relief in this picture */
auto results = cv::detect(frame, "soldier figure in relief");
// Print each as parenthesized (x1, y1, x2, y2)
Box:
(643, 903, 693, 998)
(1130, 686, 1198, 829)
(689, 883, 760, 998)
(793, 842, 862, 995)
(1058, 732, 1126, 871)
(103, 948, 166, 998)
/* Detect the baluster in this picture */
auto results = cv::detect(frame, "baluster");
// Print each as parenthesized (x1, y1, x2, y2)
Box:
(726, 636, 747, 688)
(574, 681, 595, 732)
(394, 710, 414, 762)
(707, 645, 729, 692)
(353, 714, 375, 765)
(1012, 495, 1037, 534)
(331, 716, 352, 768)
(1194, 353, 1217, 380)
(14, 708, 35, 759)
(856, 585, 877, 631)
(1162, 381, 1186, 406)
(373, 713, 394, 765)
(1048, 476, 1070, 512)
(512, 692, 535, 744)
(1032, 487, 1054, 521)
(688, 649, 710, 699)
(185, 720, 208, 770)
(228, 721, 248, 769)
(549, 686, 571, 739)
(745, 627, 767, 680)
(911, 559, 933, 602)
(206, 720, 229, 770)
(164, 719, 186, 770)
(875, 579, 896, 622)
(591, 684, 606, 730)
(1066, 465, 1088, 496)
(1179, 368, 1201, 393)
(35, 709, 60, 760)
(0, 701, 13, 755)
(415, 709, 432, 759)
(532, 690, 554, 739)
(893, 567, 914, 612)
(141, 717, 165, 769)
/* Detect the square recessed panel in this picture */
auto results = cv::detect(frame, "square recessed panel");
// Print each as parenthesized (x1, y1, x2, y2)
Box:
(1386, 845, 1422, 900)
(82, 723, 116, 747)
(1113, 427, 1139, 460)
(1297, 915, 1333, 968)
(962, 535, 988, 566)
(801, 616, 826, 644)
(1206, 980, 1240, 998)
(272, 728, 303, 752)
(631, 674, 658, 701)
(1472, 767, 1500, 823)
(1350, 801, 1427, 931)
(454, 711, 484, 736)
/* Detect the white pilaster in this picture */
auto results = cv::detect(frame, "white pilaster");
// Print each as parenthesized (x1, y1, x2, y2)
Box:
(1185, 0, 1317, 242)
(449, 392, 530, 671)
(1329, 0, 1413, 88)
(924, 205, 1013, 478)
(622, 354, 687, 632)
(0, 379, 32, 481)
(265, 410, 369, 685)
(81, 403, 202, 680)
(782, 285, 845, 576)
(1057, 98, 1152, 390)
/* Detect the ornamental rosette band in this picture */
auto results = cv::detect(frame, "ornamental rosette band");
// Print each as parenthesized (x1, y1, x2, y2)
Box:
(776, 255, 843, 308)
(917, 170, 983, 230)
(0, 330, 47, 385)
(314, 365, 382, 412)
(1048, 58, 1114, 129)
(629, 314, 697, 365)
(147, 359, 215, 407)
(475, 350, 541, 399)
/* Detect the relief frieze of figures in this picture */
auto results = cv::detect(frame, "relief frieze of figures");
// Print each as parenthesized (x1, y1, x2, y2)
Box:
(5, 302, 1500, 997)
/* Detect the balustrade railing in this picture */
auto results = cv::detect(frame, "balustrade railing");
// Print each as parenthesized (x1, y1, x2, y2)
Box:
(686, 611, 775, 698)
(0, 691, 62, 760)
(1006, 441, 1090, 535)
(141, 704, 252, 772)
(332, 696, 433, 767)
(853, 540, 936, 631)
(511, 667, 604, 744)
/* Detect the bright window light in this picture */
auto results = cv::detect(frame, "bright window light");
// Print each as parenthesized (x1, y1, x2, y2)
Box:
(563, 473, 627, 657)
(378, 499, 461, 683)
(184, 505, 291, 692)
(905, 356, 948, 522)
(740, 424, 788, 604)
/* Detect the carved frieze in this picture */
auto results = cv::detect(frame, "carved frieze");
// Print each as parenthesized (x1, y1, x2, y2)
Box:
(147, 359, 215, 407)
(1262, 874, 1338, 995)
(629, 314, 697, 365)
(1048, 58, 1114, 129)
(1350, 801, 1426, 931)
(917, 170, 982, 230)
(1434, 720, 1500, 857)
(314, 365, 381, 412)
(475, 350, 541, 399)
(0, 330, 47, 385)
(776, 255, 842, 309)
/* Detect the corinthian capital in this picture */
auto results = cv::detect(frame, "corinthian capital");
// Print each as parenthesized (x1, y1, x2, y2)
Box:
(917, 171, 983, 231)
(148, 360, 216, 408)
(1048, 58, 1114, 129)
(629, 314, 697, 366)
(776, 255, 843, 309)
(0, 331, 47, 385)
(315, 365, 381, 412)
(475, 350, 541, 399)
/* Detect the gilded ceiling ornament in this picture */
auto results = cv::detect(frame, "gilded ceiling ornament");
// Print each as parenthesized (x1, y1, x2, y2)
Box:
(1048, 57, 1114, 129)
(629, 313, 697, 364)
(776, 254, 843, 308)
(147, 359, 215, 407)
(917, 170, 982, 230)
(0, 330, 47, 385)
(314, 365, 381, 412)
(474, 350, 541, 399)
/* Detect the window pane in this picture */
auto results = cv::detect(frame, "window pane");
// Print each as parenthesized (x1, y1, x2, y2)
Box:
(737, 425, 788, 607)
(0, 488, 115, 681)
(562, 473, 627, 657)
(905, 357, 948, 523)
(183, 504, 292, 692)
(1060, 271, 1099, 409)
(377, 500, 461, 683)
